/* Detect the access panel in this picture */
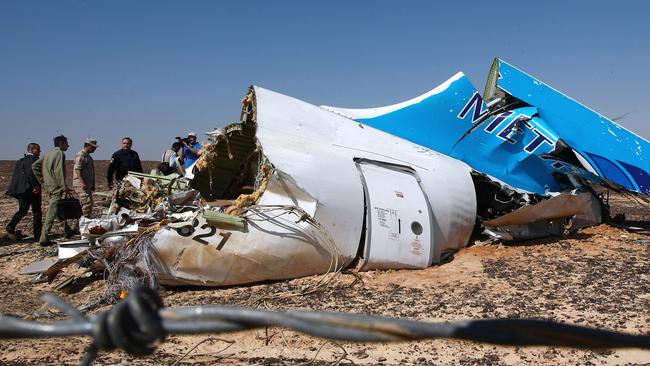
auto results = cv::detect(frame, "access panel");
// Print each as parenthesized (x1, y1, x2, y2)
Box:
(357, 161, 433, 270)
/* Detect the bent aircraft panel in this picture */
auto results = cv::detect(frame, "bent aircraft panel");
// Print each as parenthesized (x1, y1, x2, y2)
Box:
(485, 58, 650, 194)
(324, 59, 650, 196)
(254, 86, 477, 265)
(321, 72, 481, 155)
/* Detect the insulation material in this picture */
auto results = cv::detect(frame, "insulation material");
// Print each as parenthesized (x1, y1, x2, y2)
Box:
(79, 217, 119, 239)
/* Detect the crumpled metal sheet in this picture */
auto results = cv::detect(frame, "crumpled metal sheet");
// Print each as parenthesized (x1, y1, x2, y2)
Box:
(151, 173, 338, 286)
(483, 191, 602, 241)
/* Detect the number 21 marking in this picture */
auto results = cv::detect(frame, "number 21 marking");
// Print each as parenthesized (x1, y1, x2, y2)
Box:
(176, 220, 231, 250)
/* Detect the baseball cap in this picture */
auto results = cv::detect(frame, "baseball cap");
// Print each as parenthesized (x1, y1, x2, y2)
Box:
(187, 132, 196, 137)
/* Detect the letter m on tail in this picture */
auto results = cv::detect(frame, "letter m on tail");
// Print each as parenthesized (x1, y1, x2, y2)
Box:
(457, 92, 488, 123)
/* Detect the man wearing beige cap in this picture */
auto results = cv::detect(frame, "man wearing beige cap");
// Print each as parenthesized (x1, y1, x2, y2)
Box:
(73, 138, 97, 217)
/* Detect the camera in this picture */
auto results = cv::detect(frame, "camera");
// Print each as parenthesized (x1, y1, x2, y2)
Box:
(175, 136, 191, 144)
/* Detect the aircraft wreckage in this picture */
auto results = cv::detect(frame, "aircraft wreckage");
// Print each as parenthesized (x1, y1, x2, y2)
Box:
(38, 58, 650, 296)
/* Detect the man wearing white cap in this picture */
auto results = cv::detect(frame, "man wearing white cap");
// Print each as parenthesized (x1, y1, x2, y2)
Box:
(73, 138, 97, 217)
(181, 131, 202, 170)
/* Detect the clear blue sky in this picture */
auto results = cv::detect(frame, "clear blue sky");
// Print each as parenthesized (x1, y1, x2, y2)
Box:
(1, 0, 648, 160)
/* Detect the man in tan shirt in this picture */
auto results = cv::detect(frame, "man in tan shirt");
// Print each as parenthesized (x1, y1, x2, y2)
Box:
(73, 138, 97, 217)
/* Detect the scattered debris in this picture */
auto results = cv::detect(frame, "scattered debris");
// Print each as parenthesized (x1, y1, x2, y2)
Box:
(18, 59, 650, 307)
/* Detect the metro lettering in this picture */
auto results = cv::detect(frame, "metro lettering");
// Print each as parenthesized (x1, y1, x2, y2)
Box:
(524, 129, 554, 153)
(497, 116, 528, 143)
(485, 111, 513, 133)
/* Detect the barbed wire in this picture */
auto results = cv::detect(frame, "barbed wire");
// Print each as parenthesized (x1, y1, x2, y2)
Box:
(1, 286, 649, 365)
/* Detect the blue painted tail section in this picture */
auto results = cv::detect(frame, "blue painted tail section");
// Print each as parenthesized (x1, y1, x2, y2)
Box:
(324, 73, 483, 155)
(449, 106, 564, 194)
(491, 59, 650, 194)
(323, 59, 649, 196)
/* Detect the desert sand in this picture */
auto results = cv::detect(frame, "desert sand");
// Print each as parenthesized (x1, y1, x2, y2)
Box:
(0, 160, 648, 365)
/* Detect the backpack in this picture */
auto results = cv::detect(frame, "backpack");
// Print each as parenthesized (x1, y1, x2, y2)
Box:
(158, 162, 174, 175)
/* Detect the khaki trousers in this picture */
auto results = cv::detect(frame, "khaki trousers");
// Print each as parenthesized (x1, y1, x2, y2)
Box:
(75, 188, 94, 217)
(40, 192, 74, 243)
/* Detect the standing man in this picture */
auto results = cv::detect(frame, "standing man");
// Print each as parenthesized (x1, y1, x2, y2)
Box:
(5, 143, 42, 241)
(32, 135, 75, 246)
(107, 137, 143, 189)
(73, 138, 97, 217)
(181, 132, 202, 170)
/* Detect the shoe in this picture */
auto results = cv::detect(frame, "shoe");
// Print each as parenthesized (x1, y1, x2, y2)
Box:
(5, 226, 17, 241)
(15, 232, 27, 240)
(39, 240, 56, 247)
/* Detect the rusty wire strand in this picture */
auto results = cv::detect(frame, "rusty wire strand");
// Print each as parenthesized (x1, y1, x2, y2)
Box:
(0, 287, 649, 365)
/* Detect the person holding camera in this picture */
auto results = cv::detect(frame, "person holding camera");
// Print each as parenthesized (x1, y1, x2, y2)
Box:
(181, 132, 202, 170)
(31, 135, 76, 246)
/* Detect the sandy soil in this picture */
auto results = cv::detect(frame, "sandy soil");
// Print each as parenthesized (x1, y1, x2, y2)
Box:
(0, 160, 649, 365)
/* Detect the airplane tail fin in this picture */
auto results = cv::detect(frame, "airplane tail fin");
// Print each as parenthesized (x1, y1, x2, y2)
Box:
(321, 72, 483, 155)
(489, 58, 650, 195)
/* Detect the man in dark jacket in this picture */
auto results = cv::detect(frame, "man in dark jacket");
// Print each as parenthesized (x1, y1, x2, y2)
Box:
(5, 143, 42, 240)
(107, 137, 143, 189)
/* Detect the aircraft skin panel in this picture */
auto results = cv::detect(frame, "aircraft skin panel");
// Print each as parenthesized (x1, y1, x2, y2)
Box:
(153, 85, 477, 286)
(322, 72, 466, 120)
(322, 73, 481, 155)
(323, 76, 565, 194)
(585, 152, 636, 191)
(254, 86, 477, 263)
(357, 162, 433, 270)
(495, 59, 650, 194)
(153, 176, 337, 287)
(323, 59, 650, 195)
(618, 160, 650, 193)
(321, 73, 568, 194)
(450, 107, 562, 194)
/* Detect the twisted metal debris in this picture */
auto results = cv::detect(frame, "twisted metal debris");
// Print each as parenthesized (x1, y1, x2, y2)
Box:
(1, 286, 649, 365)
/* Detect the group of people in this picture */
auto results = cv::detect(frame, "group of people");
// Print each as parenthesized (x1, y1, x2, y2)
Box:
(158, 131, 203, 176)
(5, 131, 203, 246)
(4, 135, 148, 247)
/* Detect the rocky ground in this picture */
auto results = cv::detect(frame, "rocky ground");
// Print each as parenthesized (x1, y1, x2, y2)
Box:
(0, 160, 649, 365)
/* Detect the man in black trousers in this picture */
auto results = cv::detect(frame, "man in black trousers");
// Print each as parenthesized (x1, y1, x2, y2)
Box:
(5, 143, 42, 241)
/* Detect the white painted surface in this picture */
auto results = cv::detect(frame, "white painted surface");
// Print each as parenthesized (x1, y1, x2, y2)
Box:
(153, 175, 338, 286)
(320, 72, 464, 119)
(153, 85, 477, 286)
(358, 162, 432, 270)
(255, 85, 476, 264)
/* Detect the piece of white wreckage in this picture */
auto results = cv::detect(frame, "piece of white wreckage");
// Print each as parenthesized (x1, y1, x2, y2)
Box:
(150, 86, 601, 287)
